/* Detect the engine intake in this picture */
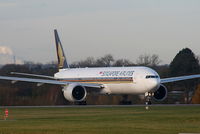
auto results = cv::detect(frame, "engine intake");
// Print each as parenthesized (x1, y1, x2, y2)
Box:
(63, 83, 87, 102)
(153, 84, 167, 101)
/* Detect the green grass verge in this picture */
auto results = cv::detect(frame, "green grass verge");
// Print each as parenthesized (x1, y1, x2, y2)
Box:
(0, 106, 200, 134)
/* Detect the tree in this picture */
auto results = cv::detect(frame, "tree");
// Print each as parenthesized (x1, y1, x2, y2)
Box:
(136, 54, 161, 66)
(192, 84, 200, 104)
(169, 48, 200, 103)
(113, 59, 134, 67)
(71, 57, 97, 68)
(170, 48, 200, 76)
(0, 64, 31, 76)
(96, 54, 114, 67)
(151, 54, 162, 66)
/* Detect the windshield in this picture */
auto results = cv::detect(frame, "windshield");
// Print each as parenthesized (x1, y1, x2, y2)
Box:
(146, 75, 159, 79)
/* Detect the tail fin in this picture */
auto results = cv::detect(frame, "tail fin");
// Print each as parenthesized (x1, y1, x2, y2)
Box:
(54, 29, 69, 69)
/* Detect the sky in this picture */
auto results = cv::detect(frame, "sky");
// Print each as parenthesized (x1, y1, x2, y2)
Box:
(0, 0, 200, 65)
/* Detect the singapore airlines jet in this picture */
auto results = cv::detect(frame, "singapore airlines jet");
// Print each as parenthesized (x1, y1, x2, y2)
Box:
(0, 29, 200, 104)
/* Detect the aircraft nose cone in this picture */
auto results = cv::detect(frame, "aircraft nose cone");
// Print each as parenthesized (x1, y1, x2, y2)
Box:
(149, 79, 160, 92)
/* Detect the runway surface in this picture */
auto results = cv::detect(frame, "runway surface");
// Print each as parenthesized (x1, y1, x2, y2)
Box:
(1, 104, 200, 108)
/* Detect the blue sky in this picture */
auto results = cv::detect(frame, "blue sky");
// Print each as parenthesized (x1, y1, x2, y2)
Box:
(0, 0, 200, 64)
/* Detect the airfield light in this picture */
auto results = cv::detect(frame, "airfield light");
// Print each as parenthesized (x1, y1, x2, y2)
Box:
(4, 108, 8, 120)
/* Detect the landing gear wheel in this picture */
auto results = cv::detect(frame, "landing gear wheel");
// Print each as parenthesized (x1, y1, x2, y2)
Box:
(147, 100, 152, 105)
(145, 100, 152, 105)
(145, 92, 153, 105)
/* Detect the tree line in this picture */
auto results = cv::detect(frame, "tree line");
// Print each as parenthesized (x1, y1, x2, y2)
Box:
(0, 48, 200, 105)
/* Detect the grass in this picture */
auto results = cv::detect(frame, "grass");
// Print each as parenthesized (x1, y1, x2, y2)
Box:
(0, 106, 200, 134)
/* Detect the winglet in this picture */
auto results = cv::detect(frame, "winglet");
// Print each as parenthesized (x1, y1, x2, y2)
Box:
(54, 29, 69, 69)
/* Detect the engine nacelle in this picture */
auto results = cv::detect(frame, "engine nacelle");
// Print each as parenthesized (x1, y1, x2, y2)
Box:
(63, 83, 87, 102)
(153, 84, 167, 101)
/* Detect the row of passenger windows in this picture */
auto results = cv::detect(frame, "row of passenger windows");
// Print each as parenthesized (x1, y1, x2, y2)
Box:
(146, 75, 159, 79)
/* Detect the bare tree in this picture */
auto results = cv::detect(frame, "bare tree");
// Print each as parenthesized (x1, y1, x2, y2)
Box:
(78, 57, 97, 67)
(136, 54, 151, 66)
(96, 54, 114, 67)
(136, 54, 161, 66)
(151, 54, 162, 66)
(113, 59, 134, 67)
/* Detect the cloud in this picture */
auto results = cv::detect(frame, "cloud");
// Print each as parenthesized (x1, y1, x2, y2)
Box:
(0, 46, 13, 55)
(0, 46, 23, 64)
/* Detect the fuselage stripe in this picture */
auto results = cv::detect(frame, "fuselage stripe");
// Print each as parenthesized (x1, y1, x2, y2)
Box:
(58, 77, 133, 83)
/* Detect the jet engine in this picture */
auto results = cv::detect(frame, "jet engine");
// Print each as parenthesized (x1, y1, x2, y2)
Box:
(63, 83, 87, 102)
(153, 84, 167, 101)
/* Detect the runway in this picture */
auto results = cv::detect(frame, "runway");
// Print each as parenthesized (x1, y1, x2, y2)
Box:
(1, 104, 200, 108)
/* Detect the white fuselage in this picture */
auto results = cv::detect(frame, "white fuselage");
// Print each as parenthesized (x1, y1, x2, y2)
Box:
(54, 66, 161, 95)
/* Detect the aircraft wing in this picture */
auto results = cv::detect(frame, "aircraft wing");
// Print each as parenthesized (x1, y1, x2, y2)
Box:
(10, 72, 56, 79)
(0, 76, 103, 88)
(161, 74, 200, 84)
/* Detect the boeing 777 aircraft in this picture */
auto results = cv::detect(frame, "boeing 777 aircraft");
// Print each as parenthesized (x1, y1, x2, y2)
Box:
(0, 29, 200, 104)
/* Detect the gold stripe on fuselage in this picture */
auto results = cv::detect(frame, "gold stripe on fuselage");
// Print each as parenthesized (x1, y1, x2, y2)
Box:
(60, 79, 133, 84)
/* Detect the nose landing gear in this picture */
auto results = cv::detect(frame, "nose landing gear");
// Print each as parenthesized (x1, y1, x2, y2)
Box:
(145, 92, 153, 110)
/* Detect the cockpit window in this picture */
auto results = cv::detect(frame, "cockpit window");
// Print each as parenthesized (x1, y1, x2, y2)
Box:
(146, 75, 159, 79)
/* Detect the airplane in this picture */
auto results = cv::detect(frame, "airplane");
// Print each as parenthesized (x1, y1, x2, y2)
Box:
(0, 29, 200, 105)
